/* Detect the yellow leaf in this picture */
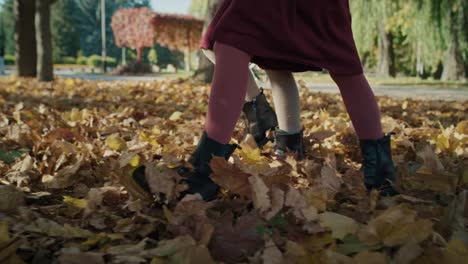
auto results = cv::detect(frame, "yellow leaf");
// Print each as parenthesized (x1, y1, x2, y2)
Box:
(169, 111, 182, 121)
(443, 239, 468, 264)
(129, 155, 140, 167)
(435, 134, 450, 151)
(63, 196, 88, 209)
(106, 133, 127, 151)
(64, 79, 75, 87)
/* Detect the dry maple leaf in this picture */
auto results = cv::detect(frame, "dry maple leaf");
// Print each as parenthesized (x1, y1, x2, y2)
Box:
(358, 205, 433, 247)
(210, 212, 264, 263)
(210, 156, 252, 197)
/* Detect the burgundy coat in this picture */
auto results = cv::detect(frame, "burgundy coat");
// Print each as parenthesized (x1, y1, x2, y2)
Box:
(201, 0, 363, 75)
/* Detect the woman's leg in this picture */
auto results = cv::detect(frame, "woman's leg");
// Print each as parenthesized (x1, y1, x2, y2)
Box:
(330, 73, 383, 139)
(205, 42, 252, 144)
(266, 70, 302, 133)
(203, 49, 260, 101)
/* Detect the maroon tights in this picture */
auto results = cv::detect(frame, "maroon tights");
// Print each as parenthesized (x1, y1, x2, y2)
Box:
(205, 42, 383, 144)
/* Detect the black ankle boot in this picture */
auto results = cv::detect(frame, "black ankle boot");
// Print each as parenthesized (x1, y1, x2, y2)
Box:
(359, 133, 399, 197)
(274, 129, 305, 160)
(242, 89, 278, 147)
(131, 132, 237, 201)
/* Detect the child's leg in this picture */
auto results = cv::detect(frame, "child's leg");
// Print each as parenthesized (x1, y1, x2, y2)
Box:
(205, 42, 252, 144)
(203, 49, 260, 101)
(265, 70, 302, 133)
(330, 73, 383, 139)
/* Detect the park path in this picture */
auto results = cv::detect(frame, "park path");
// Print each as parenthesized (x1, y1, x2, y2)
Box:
(305, 83, 468, 101)
(61, 74, 468, 101)
(1, 71, 467, 101)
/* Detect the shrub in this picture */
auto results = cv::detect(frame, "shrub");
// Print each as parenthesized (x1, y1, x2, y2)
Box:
(77, 56, 87, 65)
(87, 55, 117, 68)
(87, 55, 102, 67)
(4, 55, 15, 65)
(62, 56, 76, 64)
(148, 48, 158, 65)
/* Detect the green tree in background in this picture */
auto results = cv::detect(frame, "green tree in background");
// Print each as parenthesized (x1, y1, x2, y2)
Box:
(51, 0, 80, 62)
(421, 0, 467, 81)
(72, 0, 151, 59)
(0, 0, 14, 55)
(148, 48, 158, 65)
(351, 0, 400, 78)
(189, 0, 208, 18)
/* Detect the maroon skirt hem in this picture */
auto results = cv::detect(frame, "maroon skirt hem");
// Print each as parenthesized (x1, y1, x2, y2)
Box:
(201, 33, 363, 75)
(200, 0, 364, 75)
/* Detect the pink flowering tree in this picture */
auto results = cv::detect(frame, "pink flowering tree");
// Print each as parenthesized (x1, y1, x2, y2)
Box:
(111, 7, 156, 62)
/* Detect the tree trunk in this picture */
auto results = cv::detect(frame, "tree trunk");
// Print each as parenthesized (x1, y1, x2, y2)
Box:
(192, 0, 222, 83)
(377, 21, 395, 78)
(441, 10, 465, 81)
(184, 48, 191, 72)
(136, 48, 143, 62)
(14, 0, 36, 77)
(35, 0, 54, 81)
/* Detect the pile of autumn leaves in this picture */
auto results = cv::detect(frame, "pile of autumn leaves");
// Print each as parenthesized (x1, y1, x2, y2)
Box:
(0, 76, 467, 263)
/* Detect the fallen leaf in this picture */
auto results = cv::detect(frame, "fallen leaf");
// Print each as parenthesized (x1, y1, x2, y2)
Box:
(249, 175, 271, 214)
(394, 242, 423, 264)
(0, 185, 25, 213)
(210, 157, 252, 197)
(353, 251, 387, 264)
(319, 212, 359, 240)
(106, 133, 128, 151)
(262, 240, 284, 264)
(210, 212, 263, 263)
(145, 162, 180, 201)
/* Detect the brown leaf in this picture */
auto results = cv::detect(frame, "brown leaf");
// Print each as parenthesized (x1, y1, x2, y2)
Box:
(210, 212, 264, 263)
(353, 251, 387, 264)
(249, 175, 271, 214)
(0, 185, 25, 213)
(210, 157, 252, 197)
(394, 243, 423, 264)
(262, 240, 284, 264)
(320, 165, 342, 198)
(145, 162, 180, 201)
(58, 251, 105, 264)
(42, 155, 83, 189)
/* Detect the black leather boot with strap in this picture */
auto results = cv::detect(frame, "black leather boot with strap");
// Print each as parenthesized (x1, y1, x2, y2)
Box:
(242, 89, 278, 147)
(274, 129, 305, 160)
(130, 132, 238, 201)
(359, 133, 399, 196)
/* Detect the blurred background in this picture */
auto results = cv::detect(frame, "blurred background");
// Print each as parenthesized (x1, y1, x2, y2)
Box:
(0, 0, 466, 86)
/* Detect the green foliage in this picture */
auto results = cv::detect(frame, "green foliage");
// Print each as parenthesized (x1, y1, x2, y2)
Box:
(72, 0, 151, 58)
(86, 55, 117, 68)
(154, 44, 184, 68)
(52, 0, 80, 62)
(77, 56, 88, 65)
(4, 54, 15, 65)
(62, 56, 77, 64)
(0, 0, 14, 55)
(189, 0, 209, 18)
(147, 48, 158, 65)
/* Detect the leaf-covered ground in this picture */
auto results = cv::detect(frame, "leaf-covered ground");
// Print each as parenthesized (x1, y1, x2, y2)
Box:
(0, 76, 467, 264)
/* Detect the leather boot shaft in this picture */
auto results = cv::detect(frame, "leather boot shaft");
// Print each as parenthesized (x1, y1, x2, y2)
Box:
(359, 133, 398, 196)
(274, 129, 305, 160)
